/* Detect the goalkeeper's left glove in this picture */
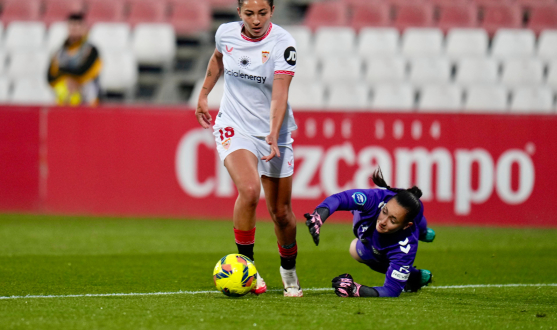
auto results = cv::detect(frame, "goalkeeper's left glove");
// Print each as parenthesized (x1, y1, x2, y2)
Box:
(332, 274, 361, 297)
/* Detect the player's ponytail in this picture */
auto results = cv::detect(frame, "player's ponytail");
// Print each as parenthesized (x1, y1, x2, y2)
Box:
(371, 168, 422, 224)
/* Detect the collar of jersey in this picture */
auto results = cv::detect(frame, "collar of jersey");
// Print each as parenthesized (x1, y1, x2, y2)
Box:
(241, 22, 273, 42)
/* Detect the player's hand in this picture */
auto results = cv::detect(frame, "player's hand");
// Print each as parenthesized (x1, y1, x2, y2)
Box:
(195, 98, 212, 129)
(332, 274, 361, 297)
(261, 134, 280, 162)
(304, 211, 323, 246)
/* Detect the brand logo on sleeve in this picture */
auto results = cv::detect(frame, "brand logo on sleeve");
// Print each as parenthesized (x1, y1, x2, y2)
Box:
(352, 192, 367, 205)
(226, 45, 234, 53)
(284, 46, 297, 65)
(262, 51, 270, 64)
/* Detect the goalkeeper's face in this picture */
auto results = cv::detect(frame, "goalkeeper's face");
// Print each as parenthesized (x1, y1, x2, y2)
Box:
(376, 200, 414, 234)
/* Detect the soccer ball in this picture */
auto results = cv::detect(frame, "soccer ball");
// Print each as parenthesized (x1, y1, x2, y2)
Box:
(213, 254, 257, 297)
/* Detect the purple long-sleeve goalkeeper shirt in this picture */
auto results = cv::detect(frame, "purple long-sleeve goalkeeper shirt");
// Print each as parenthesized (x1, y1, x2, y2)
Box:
(317, 188, 428, 297)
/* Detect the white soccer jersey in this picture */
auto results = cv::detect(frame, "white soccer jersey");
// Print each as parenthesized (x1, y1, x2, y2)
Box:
(214, 21, 298, 136)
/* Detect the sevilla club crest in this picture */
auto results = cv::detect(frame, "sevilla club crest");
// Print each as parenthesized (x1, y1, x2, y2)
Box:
(262, 51, 270, 64)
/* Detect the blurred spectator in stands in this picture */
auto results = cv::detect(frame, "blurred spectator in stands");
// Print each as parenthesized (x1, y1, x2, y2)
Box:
(48, 13, 102, 106)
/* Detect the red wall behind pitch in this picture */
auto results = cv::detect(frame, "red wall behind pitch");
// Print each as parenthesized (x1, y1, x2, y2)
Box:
(1, 105, 556, 227)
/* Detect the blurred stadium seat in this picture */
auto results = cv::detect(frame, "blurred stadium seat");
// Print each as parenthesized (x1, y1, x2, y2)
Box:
(358, 28, 400, 58)
(465, 84, 508, 112)
(283, 26, 313, 57)
(437, 3, 479, 33)
(6, 50, 50, 80)
(455, 57, 499, 86)
(0, 50, 6, 76)
(288, 82, 325, 109)
(85, 0, 126, 24)
(510, 86, 554, 113)
(364, 57, 407, 86)
(547, 59, 557, 90)
(0, 77, 9, 102)
(401, 28, 444, 58)
(169, 0, 211, 36)
(89, 23, 131, 54)
(491, 29, 536, 59)
(445, 28, 489, 59)
(327, 83, 369, 110)
(371, 84, 415, 111)
(293, 57, 319, 82)
(46, 22, 68, 55)
(4, 21, 46, 52)
(132, 23, 176, 67)
(321, 55, 362, 84)
(393, 2, 435, 31)
(527, 4, 557, 34)
(537, 30, 557, 61)
(0, 0, 41, 26)
(43, 0, 85, 26)
(314, 27, 356, 57)
(127, 0, 168, 27)
(10, 77, 55, 105)
(351, 1, 390, 31)
(480, 4, 522, 35)
(99, 50, 138, 93)
(305, 1, 348, 30)
(501, 58, 544, 87)
(418, 84, 463, 112)
(409, 57, 451, 86)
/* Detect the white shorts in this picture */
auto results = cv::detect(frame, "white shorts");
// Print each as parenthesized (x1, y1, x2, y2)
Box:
(213, 125, 294, 178)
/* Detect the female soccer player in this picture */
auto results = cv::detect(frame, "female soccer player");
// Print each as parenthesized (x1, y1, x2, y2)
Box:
(305, 169, 436, 298)
(195, 0, 302, 297)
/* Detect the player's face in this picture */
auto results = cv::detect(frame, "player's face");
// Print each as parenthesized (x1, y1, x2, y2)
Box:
(238, 0, 274, 38)
(376, 199, 413, 234)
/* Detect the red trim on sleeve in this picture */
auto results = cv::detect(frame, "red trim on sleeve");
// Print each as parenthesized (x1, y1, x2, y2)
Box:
(274, 70, 295, 76)
(241, 23, 273, 42)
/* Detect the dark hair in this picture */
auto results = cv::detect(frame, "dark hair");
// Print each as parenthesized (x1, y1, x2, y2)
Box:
(371, 168, 422, 224)
(238, 0, 274, 8)
(68, 12, 85, 21)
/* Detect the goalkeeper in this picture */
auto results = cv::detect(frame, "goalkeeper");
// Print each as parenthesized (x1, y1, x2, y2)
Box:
(305, 168, 435, 298)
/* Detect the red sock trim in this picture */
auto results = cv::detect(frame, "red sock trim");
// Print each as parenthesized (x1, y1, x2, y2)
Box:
(234, 227, 256, 245)
(278, 242, 298, 258)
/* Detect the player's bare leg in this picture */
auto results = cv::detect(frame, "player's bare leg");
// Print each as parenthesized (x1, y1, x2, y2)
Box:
(262, 175, 303, 297)
(224, 149, 267, 294)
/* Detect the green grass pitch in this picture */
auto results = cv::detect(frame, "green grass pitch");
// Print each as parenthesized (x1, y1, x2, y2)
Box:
(0, 214, 556, 329)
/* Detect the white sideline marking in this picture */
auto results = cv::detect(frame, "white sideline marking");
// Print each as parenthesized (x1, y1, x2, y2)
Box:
(1, 283, 556, 300)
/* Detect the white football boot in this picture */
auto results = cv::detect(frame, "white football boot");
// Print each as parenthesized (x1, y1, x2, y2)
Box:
(280, 266, 303, 297)
(251, 271, 267, 295)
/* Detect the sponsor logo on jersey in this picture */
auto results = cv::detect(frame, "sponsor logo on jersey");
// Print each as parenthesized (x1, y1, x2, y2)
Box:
(391, 269, 410, 281)
(288, 157, 294, 167)
(222, 138, 231, 151)
(284, 47, 297, 65)
(238, 56, 251, 68)
(400, 266, 410, 273)
(262, 51, 270, 64)
(225, 45, 234, 53)
(352, 192, 367, 205)
(224, 69, 267, 84)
